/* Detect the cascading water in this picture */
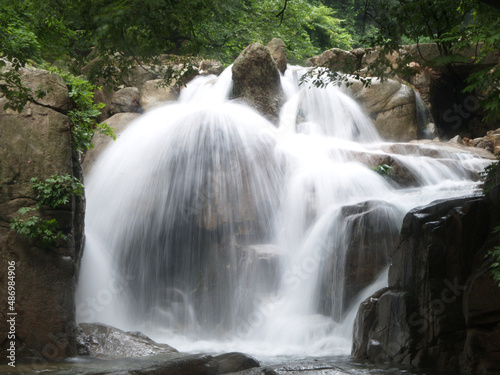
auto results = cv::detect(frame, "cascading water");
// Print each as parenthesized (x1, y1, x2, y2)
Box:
(76, 65, 490, 360)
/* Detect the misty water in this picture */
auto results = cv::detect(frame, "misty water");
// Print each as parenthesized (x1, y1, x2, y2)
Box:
(75, 66, 490, 373)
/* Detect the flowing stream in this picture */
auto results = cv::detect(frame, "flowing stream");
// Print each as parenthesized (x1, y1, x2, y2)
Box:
(76, 66, 489, 367)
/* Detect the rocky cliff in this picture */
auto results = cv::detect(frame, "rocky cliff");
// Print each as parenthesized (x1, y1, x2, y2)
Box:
(352, 187, 500, 374)
(0, 68, 84, 362)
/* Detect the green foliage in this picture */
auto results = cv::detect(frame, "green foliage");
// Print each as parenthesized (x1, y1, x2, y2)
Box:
(0, 1, 41, 111)
(30, 174, 84, 209)
(46, 67, 116, 151)
(10, 174, 83, 249)
(372, 164, 394, 176)
(0, 1, 42, 68)
(481, 154, 500, 194)
(10, 207, 67, 249)
(311, 0, 500, 124)
(80, 0, 352, 76)
(448, 3, 500, 123)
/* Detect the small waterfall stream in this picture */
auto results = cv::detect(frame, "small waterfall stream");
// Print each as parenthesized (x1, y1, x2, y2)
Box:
(76, 65, 489, 361)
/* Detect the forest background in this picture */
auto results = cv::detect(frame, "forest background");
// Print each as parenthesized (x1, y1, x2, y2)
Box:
(1, 0, 499, 124)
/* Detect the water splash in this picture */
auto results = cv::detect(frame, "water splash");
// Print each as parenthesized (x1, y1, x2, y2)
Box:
(76, 65, 490, 358)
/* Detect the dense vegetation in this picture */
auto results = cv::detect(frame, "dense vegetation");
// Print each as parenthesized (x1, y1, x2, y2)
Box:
(1, 1, 498, 115)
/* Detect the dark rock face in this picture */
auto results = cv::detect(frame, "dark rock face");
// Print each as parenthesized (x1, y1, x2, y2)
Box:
(0, 69, 84, 361)
(352, 195, 500, 374)
(318, 200, 402, 319)
(231, 43, 285, 125)
(213, 352, 260, 374)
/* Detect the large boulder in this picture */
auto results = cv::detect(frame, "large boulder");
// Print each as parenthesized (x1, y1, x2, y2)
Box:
(266, 38, 287, 74)
(307, 48, 359, 73)
(231, 43, 285, 125)
(19, 68, 70, 109)
(140, 79, 180, 111)
(0, 68, 84, 362)
(318, 200, 402, 318)
(352, 195, 500, 374)
(77, 323, 177, 358)
(122, 65, 158, 88)
(198, 59, 224, 76)
(213, 352, 260, 374)
(110, 86, 142, 114)
(347, 78, 418, 142)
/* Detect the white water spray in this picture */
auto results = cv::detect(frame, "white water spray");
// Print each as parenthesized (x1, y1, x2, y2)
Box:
(76, 66, 490, 358)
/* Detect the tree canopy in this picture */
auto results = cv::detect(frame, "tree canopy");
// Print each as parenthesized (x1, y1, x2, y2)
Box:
(0, 0, 498, 121)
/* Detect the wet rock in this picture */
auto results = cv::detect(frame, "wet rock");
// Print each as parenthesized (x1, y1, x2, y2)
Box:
(346, 150, 419, 187)
(77, 323, 177, 358)
(266, 38, 287, 74)
(464, 263, 500, 326)
(270, 360, 353, 374)
(318, 200, 402, 318)
(347, 78, 417, 142)
(353, 196, 500, 373)
(213, 352, 260, 374)
(99, 353, 218, 375)
(140, 79, 180, 111)
(387, 139, 495, 160)
(352, 287, 389, 359)
(226, 368, 278, 375)
(238, 244, 283, 295)
(231, 43, 285, 125)
(111, 87, 142, 113)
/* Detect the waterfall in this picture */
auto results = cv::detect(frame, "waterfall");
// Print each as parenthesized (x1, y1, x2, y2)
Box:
(76, 66, 489, 358)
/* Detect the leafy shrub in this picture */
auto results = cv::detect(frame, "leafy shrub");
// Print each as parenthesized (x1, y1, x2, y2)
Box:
(372, 164, 393, 176)
(481, 154, 500, 195)
(11, 174, 83, 249)
(46, 67, 116, 152)
(30, 174, 83, 209)
(10, 207, 66, 249)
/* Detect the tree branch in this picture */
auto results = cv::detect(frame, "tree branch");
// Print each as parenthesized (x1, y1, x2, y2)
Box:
(276, 0, 289, 26)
